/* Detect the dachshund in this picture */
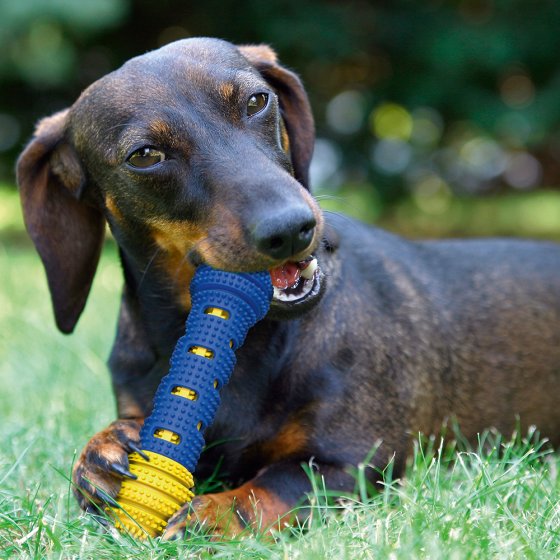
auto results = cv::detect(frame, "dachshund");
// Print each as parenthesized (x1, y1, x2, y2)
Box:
(17, 37, 560, 538)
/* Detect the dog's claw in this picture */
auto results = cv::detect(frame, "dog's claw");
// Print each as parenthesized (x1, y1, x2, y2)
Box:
(96, 489, 121, 508)
(109, 462, 137, 480)
(72, 419, 144, 512)
(127, 441, 149, 461)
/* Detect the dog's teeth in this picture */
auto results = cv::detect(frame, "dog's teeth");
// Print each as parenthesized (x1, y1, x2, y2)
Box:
(300, 258, 318, 279)
(272, 260, 319, 304)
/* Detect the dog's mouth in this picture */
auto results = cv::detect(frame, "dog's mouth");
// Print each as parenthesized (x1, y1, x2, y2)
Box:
(269, 256, 321, 306)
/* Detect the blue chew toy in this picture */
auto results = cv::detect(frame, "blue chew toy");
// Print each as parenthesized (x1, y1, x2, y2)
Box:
(110, 265, 273, 538)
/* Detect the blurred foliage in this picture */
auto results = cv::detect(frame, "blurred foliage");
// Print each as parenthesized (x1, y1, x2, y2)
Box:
(0, 184, 24, 238)
(1, 0, 560, 224)
(319, 187, 560, 240)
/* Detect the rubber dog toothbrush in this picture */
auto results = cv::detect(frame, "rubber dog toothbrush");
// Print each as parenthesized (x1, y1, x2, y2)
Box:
(109, 265, 273, 538)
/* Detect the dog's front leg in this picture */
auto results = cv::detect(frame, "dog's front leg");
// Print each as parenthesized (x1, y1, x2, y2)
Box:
(73, 289, 162, 513)
(162, 461, 354, 540)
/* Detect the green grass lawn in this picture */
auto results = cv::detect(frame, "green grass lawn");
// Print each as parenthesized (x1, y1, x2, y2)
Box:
(2, 237, 560, 557)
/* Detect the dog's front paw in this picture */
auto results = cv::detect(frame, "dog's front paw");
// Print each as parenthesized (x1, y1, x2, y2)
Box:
(72, 419, 143, 512)
(162, 492, 247, 541)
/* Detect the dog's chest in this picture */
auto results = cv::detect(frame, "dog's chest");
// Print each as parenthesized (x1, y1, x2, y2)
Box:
(193, 326, 312, 479)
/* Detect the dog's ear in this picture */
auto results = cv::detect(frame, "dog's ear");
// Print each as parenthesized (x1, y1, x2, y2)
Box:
(238, 45, 315, 189)
(17, 109, 105, 334)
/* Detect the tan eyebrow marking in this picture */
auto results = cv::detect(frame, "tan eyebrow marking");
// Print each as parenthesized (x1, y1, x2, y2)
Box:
(218, 82, 235, 100)
(148, 119, 174, 137)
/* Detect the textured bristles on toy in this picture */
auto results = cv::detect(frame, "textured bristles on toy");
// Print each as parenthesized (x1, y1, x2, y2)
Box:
(109, 265, 273, 538)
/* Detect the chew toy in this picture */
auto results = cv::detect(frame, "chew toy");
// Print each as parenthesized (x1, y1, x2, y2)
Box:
(109, 265, 273, 538)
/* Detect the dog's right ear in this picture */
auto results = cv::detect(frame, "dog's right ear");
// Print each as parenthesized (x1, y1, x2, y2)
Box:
(17, 109, 105, 334)
(238, 45, 315, 190)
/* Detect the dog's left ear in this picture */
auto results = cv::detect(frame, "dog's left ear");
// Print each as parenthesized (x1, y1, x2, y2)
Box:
(238, 45, 315, 189)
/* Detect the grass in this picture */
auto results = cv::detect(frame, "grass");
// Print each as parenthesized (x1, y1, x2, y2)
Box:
(2, 228, 560, 557)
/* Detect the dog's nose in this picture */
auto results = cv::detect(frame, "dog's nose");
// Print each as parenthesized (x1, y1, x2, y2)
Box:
(252, 207, 316, 260)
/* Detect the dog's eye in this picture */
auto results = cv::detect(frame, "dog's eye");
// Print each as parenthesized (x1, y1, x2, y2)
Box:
(127, 147, 166, 168)
(246, 93, 269, 116)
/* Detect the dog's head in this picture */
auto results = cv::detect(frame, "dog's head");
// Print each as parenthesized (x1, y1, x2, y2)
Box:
(17, 38, 327, 333)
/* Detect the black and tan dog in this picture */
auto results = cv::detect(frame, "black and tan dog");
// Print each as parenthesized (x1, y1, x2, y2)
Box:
(17, 37, 560, 538)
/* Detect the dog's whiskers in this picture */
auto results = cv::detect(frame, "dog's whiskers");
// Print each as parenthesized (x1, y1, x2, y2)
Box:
(315, 195, 377, 228)
(138, 246, 162, 291)
(314, 194, 347, 201)
(322, 209, 361, 229)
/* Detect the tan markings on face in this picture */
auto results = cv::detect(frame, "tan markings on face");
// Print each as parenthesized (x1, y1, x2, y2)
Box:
(195, 203, 255, 270)
(148, 119, 174, 138)
(280, 119, 290, 154)
(105, 194, 125, 223)
(148, 218, 207, 309)
(218, 82, 235, 100)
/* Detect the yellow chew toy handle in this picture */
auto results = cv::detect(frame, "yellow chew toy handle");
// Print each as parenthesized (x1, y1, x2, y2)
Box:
(109, 266, 273, 537)
(111, 452, 194, 538)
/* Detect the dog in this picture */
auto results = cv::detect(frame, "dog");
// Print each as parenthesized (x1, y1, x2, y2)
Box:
(17, 37, 560, 539)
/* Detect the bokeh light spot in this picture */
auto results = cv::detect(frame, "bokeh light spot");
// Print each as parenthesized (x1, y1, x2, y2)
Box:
(411, 108, 443, 147)
(500, 72, 535, 109)
(371, 139, 412, 175)
(503, 152, 542, 189)
(412, 174, 452, 215)
(460, 137, 506, 179)
(370, 103, 413, 141)
(326, 90, 365, 135)
(310, 138, 342, 188)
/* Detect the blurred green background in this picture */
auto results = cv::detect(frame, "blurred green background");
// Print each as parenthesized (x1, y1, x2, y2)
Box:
(1, 0, 560, 240)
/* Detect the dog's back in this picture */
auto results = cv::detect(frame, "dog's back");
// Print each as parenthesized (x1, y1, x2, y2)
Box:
(421, 236, 560, 441)
(317, 214, 560, 454)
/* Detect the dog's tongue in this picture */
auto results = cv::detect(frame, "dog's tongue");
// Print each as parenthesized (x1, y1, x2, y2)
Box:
(270, 262, 301, 290)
